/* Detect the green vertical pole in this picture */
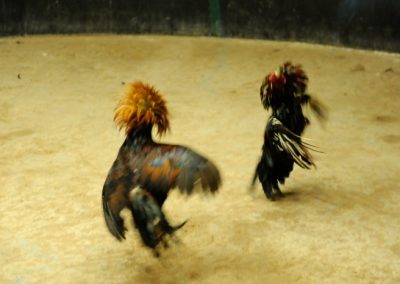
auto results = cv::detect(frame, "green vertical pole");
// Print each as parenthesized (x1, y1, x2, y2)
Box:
(209, 0, 221, 36)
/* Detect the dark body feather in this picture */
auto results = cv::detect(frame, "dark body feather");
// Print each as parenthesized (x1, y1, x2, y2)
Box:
(252, 62, 326, 200)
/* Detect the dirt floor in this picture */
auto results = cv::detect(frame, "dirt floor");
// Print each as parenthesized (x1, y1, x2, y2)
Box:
(0, 35, 399, 284)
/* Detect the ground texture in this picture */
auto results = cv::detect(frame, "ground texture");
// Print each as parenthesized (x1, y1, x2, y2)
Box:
(1, 35, 400, 284)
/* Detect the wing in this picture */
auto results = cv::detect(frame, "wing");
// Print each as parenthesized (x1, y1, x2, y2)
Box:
(269, 118, 319, 169)
(102, 146, 135, 240)
(139, 145, 221, 197)
(296, 93, 328, 123)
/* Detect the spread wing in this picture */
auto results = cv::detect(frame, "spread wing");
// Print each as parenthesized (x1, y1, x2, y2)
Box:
(269, 118, 320, 169)
(140, 145, 221, 197)
(102, 146, 135, 240)
(296, 93, 328, 123)
(102, 143, 221, 241)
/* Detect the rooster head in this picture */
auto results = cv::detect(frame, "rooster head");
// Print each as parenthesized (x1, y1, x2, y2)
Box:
(114, 81, 170, 136)
(260, 66, 286, 109)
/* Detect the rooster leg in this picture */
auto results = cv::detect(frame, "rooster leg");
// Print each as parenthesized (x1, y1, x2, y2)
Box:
(129, 189, 186, 255)
(272, 183, 283, 197)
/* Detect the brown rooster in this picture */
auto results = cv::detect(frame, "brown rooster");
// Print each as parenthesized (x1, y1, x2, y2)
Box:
(102, 81, 222, 255)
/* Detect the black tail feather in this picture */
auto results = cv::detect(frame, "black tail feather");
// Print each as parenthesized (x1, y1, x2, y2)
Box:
(250, 164, 259, 189)
(254, 160, 275, 200)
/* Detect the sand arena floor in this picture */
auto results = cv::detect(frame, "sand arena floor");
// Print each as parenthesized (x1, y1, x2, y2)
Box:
(0, 35, 399, 283)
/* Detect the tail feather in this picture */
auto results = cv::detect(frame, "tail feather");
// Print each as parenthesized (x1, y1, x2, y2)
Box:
(130, 190, 186, 251)
(250, 168, 258, 188)
(250, 162, 260, 190)
(251, 159, 277, 200)
(102, 161, 132, 241)
(270, 117, 316, 169)
(102, 195, 127, 241)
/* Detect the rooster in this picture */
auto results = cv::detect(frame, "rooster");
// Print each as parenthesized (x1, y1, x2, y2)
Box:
(251, 62, 327, 200)
(102, 81, 222, 255)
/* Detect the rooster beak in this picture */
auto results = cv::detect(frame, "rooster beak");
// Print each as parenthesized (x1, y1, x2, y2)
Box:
(274, 67, 283, 77)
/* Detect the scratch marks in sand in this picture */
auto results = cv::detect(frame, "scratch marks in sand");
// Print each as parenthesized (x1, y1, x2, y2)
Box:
(377, 116, 400, 143)
(0, 129, 34, 142)
(373, 115, 397, 123)
(350, 64, 365, 72)
(390, 243, 400, 257)
(381, 135, 400, 144)
(0, 102, 11, 123)
(374, 115, 400, 144)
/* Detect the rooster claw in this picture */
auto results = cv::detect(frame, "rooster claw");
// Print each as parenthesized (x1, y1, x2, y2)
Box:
(151, 219, 187, 256)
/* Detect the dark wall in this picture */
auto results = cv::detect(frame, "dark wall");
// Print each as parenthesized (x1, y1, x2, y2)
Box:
(1, 0, 399, 52)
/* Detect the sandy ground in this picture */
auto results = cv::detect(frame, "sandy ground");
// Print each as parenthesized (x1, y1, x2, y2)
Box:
(0, 35, 399, 284)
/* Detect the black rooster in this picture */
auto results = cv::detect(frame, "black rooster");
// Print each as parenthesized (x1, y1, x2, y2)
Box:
(251, 62, 327, 200)
(102, 81, 222, 255)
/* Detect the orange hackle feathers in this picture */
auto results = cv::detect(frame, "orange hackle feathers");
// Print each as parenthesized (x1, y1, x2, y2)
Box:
(114, 81, 170, 136)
